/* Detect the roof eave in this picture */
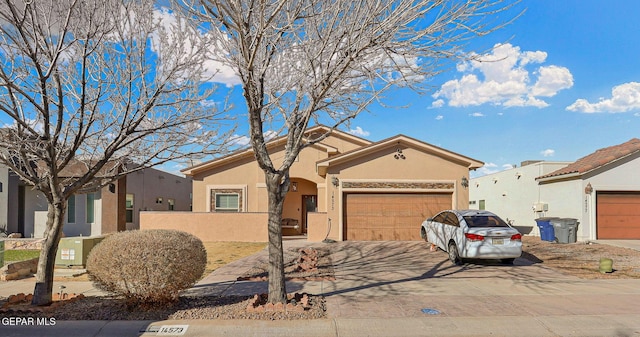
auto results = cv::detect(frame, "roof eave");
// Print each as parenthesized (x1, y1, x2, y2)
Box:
(536, 171, 581, 183)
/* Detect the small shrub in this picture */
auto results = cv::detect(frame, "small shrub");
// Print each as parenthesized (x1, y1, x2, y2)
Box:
(86, 229, 206, 306)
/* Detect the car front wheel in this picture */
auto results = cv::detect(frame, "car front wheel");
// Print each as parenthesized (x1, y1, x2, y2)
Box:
(448, 242, 462, 265)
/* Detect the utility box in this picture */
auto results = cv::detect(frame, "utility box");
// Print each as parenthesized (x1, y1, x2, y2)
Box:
(55, 236, 104, 267)
(533, 203, 549, 212)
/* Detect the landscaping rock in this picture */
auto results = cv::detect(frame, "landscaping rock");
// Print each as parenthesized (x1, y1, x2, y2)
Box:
(0, 258, 38, 281)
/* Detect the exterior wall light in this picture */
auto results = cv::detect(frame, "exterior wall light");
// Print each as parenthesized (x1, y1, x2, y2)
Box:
(585, 183, 593, 195)
(461, 177, 469, 188)
(331, 176, 339, 187)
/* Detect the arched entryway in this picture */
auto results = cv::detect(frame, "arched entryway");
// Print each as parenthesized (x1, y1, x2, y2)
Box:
(282, 178, 317, 236)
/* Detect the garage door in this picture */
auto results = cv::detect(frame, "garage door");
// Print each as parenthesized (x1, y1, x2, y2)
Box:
(597, 192, 640, 239)
(344, 193, 452, 241)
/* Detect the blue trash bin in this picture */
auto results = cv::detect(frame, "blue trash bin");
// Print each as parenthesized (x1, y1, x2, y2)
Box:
(535, 217, 558, 242)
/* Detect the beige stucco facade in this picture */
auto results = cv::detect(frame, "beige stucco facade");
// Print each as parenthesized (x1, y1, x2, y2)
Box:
(166, 126, 483, 242)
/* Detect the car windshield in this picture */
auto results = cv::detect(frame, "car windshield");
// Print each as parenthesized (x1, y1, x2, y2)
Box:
(463, 215, 509, 228)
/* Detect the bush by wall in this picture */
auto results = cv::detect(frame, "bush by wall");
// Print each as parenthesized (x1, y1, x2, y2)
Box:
(86, 229, 206, 306)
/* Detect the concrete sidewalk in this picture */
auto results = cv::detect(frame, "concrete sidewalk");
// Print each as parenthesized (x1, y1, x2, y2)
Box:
(2, 240, 640, 336)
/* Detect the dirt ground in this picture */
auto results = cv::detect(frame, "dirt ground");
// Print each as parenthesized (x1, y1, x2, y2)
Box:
(2, 237, 640, 320)
(202, 242, 267, 275)
(521, 236, 640, 279)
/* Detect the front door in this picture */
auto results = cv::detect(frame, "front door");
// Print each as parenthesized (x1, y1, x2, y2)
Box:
(301, 195, 317, 234)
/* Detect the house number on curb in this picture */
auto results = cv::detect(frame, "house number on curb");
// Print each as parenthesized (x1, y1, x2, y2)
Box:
(144, 325, 189, 336)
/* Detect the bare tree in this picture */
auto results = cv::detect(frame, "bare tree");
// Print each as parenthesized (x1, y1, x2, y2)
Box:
(177, 0, 519, 304)
(0, 0, 233, 305)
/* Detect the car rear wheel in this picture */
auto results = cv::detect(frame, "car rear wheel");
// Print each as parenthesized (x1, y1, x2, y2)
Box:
(448, 242, 462, 265)
(501, 258, 515, 265)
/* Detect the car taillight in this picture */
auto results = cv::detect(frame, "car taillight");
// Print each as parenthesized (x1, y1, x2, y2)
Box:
(511, 233, 522, 241)
(464, 233, 485, 241)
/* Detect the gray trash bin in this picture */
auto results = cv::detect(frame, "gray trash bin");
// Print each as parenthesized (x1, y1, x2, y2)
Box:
(550, 218, 579, 243)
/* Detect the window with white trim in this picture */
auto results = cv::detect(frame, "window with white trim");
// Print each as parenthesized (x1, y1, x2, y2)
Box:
(214, 193, 240, 212)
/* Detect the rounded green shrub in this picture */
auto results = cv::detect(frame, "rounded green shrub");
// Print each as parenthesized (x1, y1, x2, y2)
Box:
(86, 229, 206, 305)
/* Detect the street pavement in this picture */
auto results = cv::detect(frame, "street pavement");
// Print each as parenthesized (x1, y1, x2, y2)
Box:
(1, 239, 640, 336)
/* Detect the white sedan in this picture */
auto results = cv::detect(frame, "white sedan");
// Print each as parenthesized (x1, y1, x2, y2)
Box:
(420, 209, 522, 265)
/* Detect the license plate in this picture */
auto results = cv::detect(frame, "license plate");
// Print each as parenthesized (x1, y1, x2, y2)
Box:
(492, 238, 504, 245)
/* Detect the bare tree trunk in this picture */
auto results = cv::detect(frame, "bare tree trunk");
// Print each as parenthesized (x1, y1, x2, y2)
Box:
(32, 198, 66, 306)
(265, 171, 287, 304)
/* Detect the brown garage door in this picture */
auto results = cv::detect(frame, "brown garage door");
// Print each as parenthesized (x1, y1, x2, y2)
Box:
(597, 192, 640, 239)
(344, 193, 452, 241)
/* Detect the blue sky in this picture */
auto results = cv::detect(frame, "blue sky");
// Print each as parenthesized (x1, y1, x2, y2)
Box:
(345, 0, 640, 177)
(206, 0, 640, 178)
(4, 1, 638, 178)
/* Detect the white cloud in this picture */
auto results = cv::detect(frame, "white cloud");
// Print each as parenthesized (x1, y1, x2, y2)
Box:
(435, 115, 444, 120)
(229, 134, 250, 146)
(230, 130, 278, 147)
(263, 130, 278, 141)
(472, 162, 515, 177)
(153, 9, 241, 87)
(475, 163, 500, 176)
(432, 44, 573, 108)
(431, 99, 445, 108)
(541, 149, 555, 157)
(349, 126, 370, 137)
(470, 112, 484, 117)
(566, 82, 640, 113)
(200, 99, 218, 107)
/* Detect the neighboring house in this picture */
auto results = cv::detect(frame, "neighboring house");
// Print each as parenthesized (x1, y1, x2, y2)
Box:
(469, 160, 572, 236)
(2, 166, 191, 238)
(143, 125, 483, 242)
(536, 138, 640, 240)
(0, 163, 20, 234)
(471, 138, 640, 241)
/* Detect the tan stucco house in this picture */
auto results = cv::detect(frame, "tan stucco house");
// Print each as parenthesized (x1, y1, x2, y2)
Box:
(142, 125, 483, 242)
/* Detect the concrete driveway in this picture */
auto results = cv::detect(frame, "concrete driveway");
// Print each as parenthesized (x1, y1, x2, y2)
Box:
(316, 240, 595, 318)
(184, 239, 640, 336)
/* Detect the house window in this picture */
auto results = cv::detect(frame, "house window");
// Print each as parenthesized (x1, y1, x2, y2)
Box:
(86, 193, 96, 223)
(479, 199, 486, 210)
(67, 195, 76, 223)
(209, 187, 244, 212)
(168, 198, 175, 211)
(126, 194, 134, 223)
(214, 193, 239, 212)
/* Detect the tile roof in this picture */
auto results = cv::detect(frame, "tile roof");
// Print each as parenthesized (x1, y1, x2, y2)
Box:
(537, 138, 640, 180)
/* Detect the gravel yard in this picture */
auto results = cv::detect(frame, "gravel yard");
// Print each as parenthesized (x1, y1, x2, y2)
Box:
(521, 236, 640, 279)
